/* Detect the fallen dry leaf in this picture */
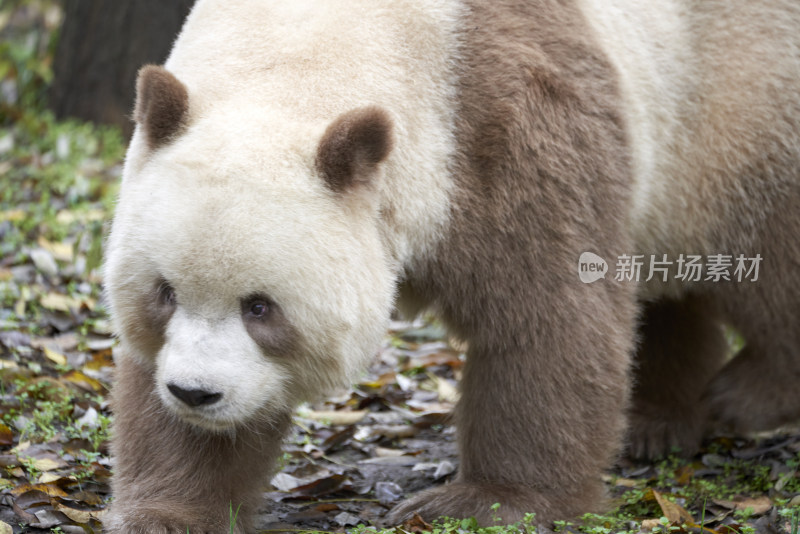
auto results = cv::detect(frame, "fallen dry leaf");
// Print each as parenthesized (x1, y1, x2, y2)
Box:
(43, 347, 67, 366)
(11, 483, 67, 498)
(399, 512, 434, 533)
(430, 373, 459, 403)
(653, 490, 694, 524)
(301, 409, 367, 426)
(641, 518, 662, 530)
(39, 292, 79, 312)
(36, 473, 62, 484)
(30, 457, 66, 472)
(36, 236, 73, 262)
(62, 370, 105, 393)
(291, 473, 349, 497)
(0, 424, 13, 446)
(55, 208, 105, 225)
(374, 446, 408, 457)
(52, 499, 106, 524)
(712, 496, 772, 516)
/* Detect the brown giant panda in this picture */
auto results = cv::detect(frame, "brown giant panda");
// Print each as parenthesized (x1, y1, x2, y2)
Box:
(104, 0, 800, 531)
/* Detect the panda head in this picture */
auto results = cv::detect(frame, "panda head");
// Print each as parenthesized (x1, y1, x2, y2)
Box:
(105, 66, 397, 431)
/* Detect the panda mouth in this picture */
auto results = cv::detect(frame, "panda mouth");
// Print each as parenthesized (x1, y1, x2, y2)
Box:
(168, 403, 240, 432)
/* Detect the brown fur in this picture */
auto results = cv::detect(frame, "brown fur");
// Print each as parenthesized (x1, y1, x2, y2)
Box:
(315, 106, 394, 192)
(703, 189, 800, 434)
(627, 190, 800, 457)
(391, 0, 636, 525)
(121, 278, 175, 358)
(134, 65, 189, 148)
(106, 355, 291, 534)
(240, 297, 300, 356)
(627, 297, 728, 459)
(391, 0, 800, 524)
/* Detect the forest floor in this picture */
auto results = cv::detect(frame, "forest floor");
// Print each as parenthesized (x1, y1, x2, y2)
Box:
(1, 2, 799, 534)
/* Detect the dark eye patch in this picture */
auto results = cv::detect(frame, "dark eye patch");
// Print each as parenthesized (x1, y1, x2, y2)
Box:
(240, 294, 298, 355)
(157, 280, 177, 307)
(150, 278, 178, 326)
(127, 277, 178, 356)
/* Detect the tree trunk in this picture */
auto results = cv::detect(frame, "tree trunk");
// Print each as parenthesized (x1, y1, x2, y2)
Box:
(49, 0, 194, 137)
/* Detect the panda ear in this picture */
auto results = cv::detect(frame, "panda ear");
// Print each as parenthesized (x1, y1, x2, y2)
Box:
(315, 106, 394, 192)
(133, 65, 189, 149)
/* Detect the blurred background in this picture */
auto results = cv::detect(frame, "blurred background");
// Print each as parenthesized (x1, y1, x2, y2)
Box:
(2, 0, 193, 138)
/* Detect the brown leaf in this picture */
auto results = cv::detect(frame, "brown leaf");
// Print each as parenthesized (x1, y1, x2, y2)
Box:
(641, 519, 662, 530)
(431, 374, 459, 403)
(13, 489, 51, 509)
(653, 490, 694, 524)
(712, 496, 772, 516)
(36, 236, 73, 262)
(69, 490, 104, 506)
(42, 347, 67, 366)
(11, 500, 36, 523)
(11, 483, 67, 498)
(400, 512, 434, 532)
(402, 349, 463, 371)
(291, 473, 349, 497)
(675, 465, 695, 486)
(61, 370, 106, 393)
(301, 409, 367, 426)
(52, 498, 107, 524)
(314, 503, 340, 513)
(362, 424, 419, 440)
(39, 292, 79, 312)
(0, 423, 13, 446)
(360, 372, 398, 388)
(83, 350, 114, 371)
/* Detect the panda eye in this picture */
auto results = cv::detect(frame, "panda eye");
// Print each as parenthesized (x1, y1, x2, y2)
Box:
(157, 281, 177, 307)
(242, 295, 273, 319)
(250, 302, 268, 317)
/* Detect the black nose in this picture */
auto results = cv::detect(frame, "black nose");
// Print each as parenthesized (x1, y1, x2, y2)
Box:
(167, 384, 223, 407)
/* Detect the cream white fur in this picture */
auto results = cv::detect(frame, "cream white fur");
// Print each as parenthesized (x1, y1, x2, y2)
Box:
(157, 310, 290, 430)
(161, 0, 463, 266)
(105, 0, 463, 428)
(578, 0, 800, 297)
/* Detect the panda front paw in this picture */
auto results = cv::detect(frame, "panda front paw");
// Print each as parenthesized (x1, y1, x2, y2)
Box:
(627, 402, 706, 459)
(104, 504, 247, 534)
(386, 480, 603, 526)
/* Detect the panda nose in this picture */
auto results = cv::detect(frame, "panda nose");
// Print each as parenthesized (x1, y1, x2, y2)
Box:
(167, 384, 223, 407)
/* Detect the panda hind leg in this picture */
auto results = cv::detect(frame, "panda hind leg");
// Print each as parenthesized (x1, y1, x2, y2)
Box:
(627, 296, 728, 459)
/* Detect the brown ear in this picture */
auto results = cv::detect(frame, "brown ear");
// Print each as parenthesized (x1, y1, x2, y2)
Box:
(315, 106, 394, 192)
(133, 65, 189, 149)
